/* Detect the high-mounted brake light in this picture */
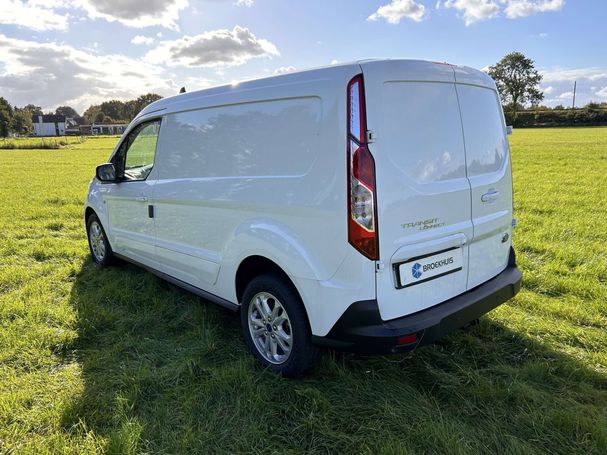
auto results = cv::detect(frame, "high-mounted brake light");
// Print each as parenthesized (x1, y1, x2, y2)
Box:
(347, 74, 378, 260)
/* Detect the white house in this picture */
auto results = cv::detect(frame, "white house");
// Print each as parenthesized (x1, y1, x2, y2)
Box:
(32, 115, 66, 136)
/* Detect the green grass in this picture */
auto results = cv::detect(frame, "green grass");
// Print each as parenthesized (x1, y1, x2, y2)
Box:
(0, 136, 88, 150)
(0, 128, 606, 453)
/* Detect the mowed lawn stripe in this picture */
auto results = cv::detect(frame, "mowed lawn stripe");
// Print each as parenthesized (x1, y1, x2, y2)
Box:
(0, 129, 606, 454)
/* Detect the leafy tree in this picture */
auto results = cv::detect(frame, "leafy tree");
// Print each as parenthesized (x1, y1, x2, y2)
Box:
(133, 93, 162, 113)
(99, 100, 127, 121)
(0, 97, 14, 137)
(83, 105, 101, 124)
(23, 104, 43, 115)
(11, 107, 33, 135)
(55, 106, 80, 118)
(487, 52, 543, 114)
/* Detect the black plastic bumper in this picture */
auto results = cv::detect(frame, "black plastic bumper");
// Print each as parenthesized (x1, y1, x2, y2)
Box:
(312, 248, 522, 354)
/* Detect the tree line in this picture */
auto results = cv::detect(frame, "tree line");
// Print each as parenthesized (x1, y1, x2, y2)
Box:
(487, 52, 607, 127)
(0, 93, 162, 137)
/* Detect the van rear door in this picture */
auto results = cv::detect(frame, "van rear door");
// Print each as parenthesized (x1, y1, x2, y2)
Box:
(360, 60, 474, 321)
(454, 68, 513, 289)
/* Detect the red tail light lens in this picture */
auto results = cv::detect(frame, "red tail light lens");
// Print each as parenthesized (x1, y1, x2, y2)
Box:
(347, 74, 378, 260)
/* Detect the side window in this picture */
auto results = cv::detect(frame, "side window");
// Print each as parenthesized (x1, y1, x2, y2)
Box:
(115, 120, 160, 181)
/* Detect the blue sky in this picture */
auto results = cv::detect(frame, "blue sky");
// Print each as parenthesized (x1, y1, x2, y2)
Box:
(1, 0, 606, 113)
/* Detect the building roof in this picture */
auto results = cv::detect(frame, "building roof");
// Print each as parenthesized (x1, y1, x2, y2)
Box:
(32, 114, 66, 123)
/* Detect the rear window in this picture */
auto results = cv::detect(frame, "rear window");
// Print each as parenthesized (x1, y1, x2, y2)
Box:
(456, 84, 507, 176)
(382, 82, 467, 184)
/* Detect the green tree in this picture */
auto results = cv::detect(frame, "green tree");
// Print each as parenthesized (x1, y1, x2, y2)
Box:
(23, 104, 43, 115)
(0, 97, 14, 137)
(99, 100, 127, 121)
(487, 52, 544, 114)
(55, 106, 80, 118)
(83, 105, 101, 124)
(11, 107, 33, 135)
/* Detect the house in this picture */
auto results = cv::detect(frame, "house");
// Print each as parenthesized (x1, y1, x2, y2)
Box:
(90, 122, 127, 135)
(32, 115, 66, 136)
(65, 118, 80, 135)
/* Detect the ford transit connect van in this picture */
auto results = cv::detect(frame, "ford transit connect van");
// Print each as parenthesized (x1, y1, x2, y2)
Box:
(85, 59, 522, 377)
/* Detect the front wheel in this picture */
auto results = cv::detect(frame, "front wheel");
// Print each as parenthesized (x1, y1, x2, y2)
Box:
(241, 274, 320, 377)
(86, 213, 114, 266)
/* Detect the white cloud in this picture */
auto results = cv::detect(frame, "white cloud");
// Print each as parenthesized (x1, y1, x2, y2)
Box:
(444, 0, 564, 24)
(0, 0, 69, 31)
(541, 67, 607, 83)
(236, 0, 253, 6)
(131, 35, 154, 45)
(540, 67, 607, 106)
(145, 26, 279, 68)
(367, 0, 427, 24)
(274, 66, 295, 75)
(504, 0, 564, 18)
(76, 0, 188, 30)
(444, 0, 500, 25)
(0, 33, 175, 112)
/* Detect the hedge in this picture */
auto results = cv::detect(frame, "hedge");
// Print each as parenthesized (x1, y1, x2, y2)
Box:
(504, 108, 607, 128)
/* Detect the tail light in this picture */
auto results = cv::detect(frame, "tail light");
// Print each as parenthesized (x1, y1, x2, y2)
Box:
(347, 74, 378, 260)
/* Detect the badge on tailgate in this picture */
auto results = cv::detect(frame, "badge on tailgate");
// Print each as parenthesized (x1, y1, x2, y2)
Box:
(395, 247, 463, 289)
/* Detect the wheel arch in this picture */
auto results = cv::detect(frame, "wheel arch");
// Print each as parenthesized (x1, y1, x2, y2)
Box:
(84, 206, 96, 223)
(235, 255, 301, 305)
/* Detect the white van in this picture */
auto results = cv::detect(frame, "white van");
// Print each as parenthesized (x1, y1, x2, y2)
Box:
(85, 59, 522, 377)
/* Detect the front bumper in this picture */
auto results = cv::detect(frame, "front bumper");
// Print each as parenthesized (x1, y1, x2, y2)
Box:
(312, 248, 522, 354)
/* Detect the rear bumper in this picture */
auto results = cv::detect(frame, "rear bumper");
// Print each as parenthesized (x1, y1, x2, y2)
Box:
(312, 248, 522, 354)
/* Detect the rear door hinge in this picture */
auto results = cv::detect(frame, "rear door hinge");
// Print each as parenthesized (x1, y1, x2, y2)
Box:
(375, 260, 385, 272)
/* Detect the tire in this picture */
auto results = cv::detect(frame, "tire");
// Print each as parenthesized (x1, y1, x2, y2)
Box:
(86, 213, 114, 266)
(241, 274, 320, 377)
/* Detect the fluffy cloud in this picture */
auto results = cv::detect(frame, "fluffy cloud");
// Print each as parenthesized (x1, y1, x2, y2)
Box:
(145, 26, 279, 68)
(236, 0, 253, 6)
(504, 0, 564, 18)
(274, 66, 295, 75)
(443, 0, 500, 25)
(443, 0, 565, 25)
(131, 35, 154, 45)
(0, 34, 175, 112)
(0, 0, 69, 31)
(539, 67, 607, 107)
(367, 0, 427, 24)
(76, 0, 188, 30)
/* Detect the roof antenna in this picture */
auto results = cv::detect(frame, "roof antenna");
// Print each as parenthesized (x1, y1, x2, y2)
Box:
(179, 86, 186, 94)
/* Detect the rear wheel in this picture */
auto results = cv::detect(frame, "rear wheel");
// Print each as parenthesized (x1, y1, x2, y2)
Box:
(86, 213, 114, 266)
(241, 274, 320, 377)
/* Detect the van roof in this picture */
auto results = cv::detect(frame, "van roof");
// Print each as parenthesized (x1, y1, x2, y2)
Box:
(138, 59, 494, 119)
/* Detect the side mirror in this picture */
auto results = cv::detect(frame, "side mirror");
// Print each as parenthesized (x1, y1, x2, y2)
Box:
(506, 125, 513, 135)
(96, 163, 117, 182)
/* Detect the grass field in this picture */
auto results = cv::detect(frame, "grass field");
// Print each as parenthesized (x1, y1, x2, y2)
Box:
(0, 128, 606, 453)
(0, 136, 90, 150)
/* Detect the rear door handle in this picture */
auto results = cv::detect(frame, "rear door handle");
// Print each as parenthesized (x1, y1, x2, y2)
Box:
(135, 195, 148, 202)
(481, 189, 499, 203)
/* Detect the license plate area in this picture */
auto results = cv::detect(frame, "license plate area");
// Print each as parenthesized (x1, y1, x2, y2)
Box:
(395, 247, 463, 289)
